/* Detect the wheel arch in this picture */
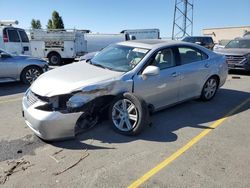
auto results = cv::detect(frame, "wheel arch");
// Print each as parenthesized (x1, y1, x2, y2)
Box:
(20, 65, 43, 81)
(46, 51, 61, 58)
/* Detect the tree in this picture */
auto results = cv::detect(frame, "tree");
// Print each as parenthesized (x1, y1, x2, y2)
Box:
(47, 11, 64, 29)
(47, 19, 53, 29)
(31, 19, 42, 29)
(36, 20, 42, 29)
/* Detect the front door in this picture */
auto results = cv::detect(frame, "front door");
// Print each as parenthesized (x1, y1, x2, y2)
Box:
(133, 48, 180, 110)
(5, 28, 22, 55)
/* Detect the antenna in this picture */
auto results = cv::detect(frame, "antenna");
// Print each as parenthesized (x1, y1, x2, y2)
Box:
(172, 0, 193, 40)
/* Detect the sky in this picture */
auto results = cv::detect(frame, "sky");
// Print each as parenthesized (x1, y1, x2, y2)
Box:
(0, 0, 249, 37)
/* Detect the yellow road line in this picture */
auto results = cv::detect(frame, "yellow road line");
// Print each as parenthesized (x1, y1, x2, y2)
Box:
(128, 97, 250, 188)
(0, 97, 22, 105)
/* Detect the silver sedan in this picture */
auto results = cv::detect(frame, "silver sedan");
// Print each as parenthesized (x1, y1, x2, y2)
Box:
(0, 49, 48, 84)
(22, 40, 228, 141)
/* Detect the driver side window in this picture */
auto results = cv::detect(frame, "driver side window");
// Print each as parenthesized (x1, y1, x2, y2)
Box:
(150, 48, 175, 70)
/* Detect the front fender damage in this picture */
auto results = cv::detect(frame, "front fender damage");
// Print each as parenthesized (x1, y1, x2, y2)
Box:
(67, 80, 132, 111)
(34, 79, 133, 139)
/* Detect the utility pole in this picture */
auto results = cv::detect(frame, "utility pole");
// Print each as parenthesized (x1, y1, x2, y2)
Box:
(172, 0, 194, 40)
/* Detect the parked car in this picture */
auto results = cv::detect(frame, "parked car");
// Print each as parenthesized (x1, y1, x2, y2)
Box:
(0, 20, 31, 55)
(182, 36, 215, 50)
(22, 39, 227, 141)
(214, 38, 250, 71)
(0, 49, 48, 84)
(213, 39, 230, 50)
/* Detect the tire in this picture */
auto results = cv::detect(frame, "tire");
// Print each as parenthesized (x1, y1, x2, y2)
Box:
(109, 93, 149, 136)
(48, 53, 61, 65)
(200, 76, 219, 101)
(21, 66, 43, 85)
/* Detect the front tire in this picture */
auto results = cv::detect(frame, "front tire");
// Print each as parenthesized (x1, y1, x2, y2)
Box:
(21, 66, 42, 85)
(200, 76, 219, 101)
(109, 93, 149, 136)
(48, 53, 61, 65)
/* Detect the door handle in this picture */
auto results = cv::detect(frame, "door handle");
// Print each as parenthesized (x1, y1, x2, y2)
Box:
(205, 63, 210, 68)
(171, 72, 179, 77)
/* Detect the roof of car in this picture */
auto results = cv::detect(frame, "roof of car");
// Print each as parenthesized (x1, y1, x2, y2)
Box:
(118, 39, 189, 49)
(184, 36, 212, 38)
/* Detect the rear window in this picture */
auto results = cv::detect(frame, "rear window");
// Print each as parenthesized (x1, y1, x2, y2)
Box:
(7, 29, 20, 42)
(178, 47, 208, 65)
(203, 37, 213, 44)
(18, 30, 29, 42)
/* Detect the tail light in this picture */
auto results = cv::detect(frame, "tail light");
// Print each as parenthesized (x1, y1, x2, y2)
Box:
(3, 30, 8, 42)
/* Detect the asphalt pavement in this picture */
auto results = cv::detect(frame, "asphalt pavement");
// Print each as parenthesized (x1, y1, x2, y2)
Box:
(0, 71, 249, 188)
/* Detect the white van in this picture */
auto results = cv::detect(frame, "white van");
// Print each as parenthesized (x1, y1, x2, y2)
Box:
(0, 20, 31, 55)
(85, 29, 160, 53)
(121, 28, 160, 40)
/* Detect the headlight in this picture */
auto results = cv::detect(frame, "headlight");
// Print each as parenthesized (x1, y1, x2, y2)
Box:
(43, 64, 49, 71)
(246, 53, 250, 60)
(66, 93, 94, 110)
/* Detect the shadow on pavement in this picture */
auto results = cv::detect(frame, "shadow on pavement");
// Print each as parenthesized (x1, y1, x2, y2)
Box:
(229, 69, 250, 76)
(52, 88, 250, 150)
(0, 82, 28, 97)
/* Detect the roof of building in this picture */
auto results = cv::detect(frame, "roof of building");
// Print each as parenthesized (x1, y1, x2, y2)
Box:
(203, 26, 250, 30)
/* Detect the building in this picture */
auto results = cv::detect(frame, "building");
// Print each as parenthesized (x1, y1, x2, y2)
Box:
(203, 26, 250, 43)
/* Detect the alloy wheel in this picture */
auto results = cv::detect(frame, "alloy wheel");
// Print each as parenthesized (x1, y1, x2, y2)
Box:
(25, 68, 41, 84)
(204, 78, 217, 100)
(112, 99, 138, 132)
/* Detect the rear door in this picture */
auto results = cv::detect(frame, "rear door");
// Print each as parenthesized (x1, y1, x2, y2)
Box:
(176, 46, 210, 101)
(5, 28, 22, 54)
(18, 29, 31, 55)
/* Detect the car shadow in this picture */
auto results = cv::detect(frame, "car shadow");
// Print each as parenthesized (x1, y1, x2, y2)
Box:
(229, 69, 250, 76)
(0, 82, 28, 97)
(52, 88, 250, 150)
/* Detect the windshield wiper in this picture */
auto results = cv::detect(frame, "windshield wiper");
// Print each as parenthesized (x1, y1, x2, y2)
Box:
(92, 63, 107, 69)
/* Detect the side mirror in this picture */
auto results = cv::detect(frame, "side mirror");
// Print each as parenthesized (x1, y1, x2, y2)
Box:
(142, 65, 160, 79)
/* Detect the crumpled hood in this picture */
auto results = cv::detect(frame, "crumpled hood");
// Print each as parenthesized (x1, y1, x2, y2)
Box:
(30, 62, 124, 97)
(215, 48, 250, 56)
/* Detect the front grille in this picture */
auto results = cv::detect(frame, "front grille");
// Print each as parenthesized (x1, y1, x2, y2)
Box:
(226, 55, 246, 64)
(25, 90, 39, 108)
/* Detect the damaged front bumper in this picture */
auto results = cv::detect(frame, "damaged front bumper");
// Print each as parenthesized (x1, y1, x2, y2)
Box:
(22, 95, 83, 141)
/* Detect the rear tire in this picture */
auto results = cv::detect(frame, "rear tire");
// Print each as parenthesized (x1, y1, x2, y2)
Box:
(48, 53, 61, 66)
(200, 76, 219, 101)
(109, 93, 149, 136)
(21, 66, 42, 85)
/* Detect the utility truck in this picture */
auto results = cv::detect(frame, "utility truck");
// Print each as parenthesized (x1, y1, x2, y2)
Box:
(29, 29, 88, 65)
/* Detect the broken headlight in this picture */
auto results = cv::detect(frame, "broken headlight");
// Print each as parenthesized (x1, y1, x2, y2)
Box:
(66, 93, 95, 111)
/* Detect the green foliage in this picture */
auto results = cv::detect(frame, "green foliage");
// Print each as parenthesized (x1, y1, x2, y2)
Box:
(47, 19, 53, 29)
(47, 11, 64, 29)
(31, 19, 42, 29)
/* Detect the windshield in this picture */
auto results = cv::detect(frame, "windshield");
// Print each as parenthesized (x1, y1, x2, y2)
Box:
(225, 39, 250, 49)
(91, 44, 149, 72)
